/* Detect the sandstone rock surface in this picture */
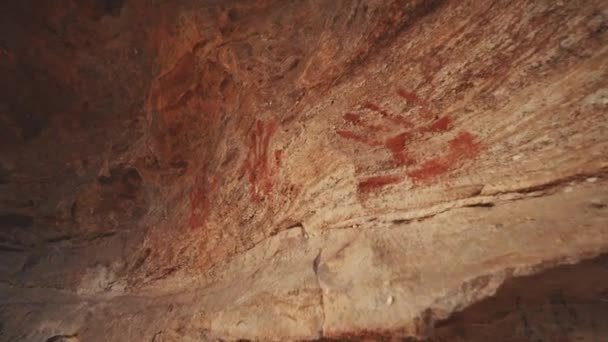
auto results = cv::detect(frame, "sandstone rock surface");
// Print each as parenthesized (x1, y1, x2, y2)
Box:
(0, 0, 607, 341)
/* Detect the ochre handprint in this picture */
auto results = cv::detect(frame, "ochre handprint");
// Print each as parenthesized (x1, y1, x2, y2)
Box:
(243, 120, 283, 203)
(190, 119, 283, 229)
(336, 89, 481, 194)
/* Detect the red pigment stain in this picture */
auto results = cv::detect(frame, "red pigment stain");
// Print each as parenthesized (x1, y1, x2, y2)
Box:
(275, 149, 283, 165)
(407, 131, 481, 184)
(364, 102, 412, 128)
(244, 120, 278, 202)
(343, 112, 363, 125)
(406, 158, 450, 184)
(397, 89, 424, 103)
(189, 172, 215, 229)
(336, 130, 382, 146)
(397, 89, 432, 118)
(336, 91, 478, 193)
(384, 132, 415, 166)
(358, 175, 402, 193)
(448, 131, 481, 158)
(420, 116, 452, 133)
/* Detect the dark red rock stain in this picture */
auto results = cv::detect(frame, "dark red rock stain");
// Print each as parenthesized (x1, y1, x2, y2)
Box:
(274, 149, 283, 165)
(384, 132, 415, 166)
(406, 158, 450, 184)
(421, 116, 452, 133)
(358, 175, 402, 193)
(448, 131, 481, 158)
(243, 120, 280, 202)
(407, 131, 481, 184)
(343, 112, 363, 125)
(396, 89, 424, 104)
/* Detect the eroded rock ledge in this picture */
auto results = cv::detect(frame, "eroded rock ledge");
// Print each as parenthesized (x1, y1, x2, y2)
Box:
(0, 0, 607, 341)
(1, 180, 607, 341)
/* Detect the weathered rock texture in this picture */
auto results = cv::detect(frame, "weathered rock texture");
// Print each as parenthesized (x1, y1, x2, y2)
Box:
(0, 0, 607, 340)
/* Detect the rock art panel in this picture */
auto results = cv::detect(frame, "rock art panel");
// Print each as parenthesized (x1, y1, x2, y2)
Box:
(335, 89, 482, 194)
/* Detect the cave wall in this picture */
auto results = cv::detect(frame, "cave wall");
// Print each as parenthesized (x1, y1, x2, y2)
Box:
(0, 0, 607, 341)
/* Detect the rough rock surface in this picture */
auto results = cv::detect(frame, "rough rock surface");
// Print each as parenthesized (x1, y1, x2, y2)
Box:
(0, 0, 607, 341)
